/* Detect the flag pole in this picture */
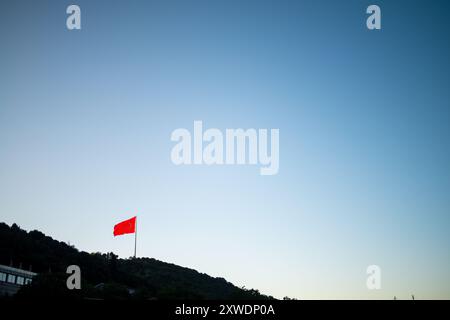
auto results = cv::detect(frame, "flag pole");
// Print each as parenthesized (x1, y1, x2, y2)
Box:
(134, 216, 137, 258)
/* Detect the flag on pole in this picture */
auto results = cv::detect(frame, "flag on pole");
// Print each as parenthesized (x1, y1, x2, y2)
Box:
(113, 216, 136, 236)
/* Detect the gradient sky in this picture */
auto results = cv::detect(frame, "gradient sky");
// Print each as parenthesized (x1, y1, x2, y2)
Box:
(1, 0, 449, 299)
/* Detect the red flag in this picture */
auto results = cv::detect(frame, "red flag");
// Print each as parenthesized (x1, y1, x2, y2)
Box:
(113, 216, 136, 236)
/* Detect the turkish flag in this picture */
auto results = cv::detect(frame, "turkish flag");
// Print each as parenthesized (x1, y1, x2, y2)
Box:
(113, 216, 136, 236)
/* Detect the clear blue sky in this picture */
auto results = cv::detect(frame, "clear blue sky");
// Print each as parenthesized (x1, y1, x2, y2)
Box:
(1, 0, 449, 299)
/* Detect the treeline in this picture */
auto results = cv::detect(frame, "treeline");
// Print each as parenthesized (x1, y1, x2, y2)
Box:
(0, 222, 273, 300)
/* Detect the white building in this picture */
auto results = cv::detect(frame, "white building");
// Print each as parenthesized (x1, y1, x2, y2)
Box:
(0, 264, 36, 296)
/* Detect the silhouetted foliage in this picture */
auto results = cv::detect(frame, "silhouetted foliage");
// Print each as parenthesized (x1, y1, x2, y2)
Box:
(0, 222, 273, 300)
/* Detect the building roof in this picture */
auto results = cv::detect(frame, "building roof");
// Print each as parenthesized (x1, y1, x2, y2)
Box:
(0, 264, 37, 277)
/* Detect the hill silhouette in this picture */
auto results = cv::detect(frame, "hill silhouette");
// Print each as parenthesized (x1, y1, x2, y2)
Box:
(0, 222, 273, 300)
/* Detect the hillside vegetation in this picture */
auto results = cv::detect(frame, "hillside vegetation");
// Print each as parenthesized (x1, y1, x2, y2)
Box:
(0, 222, 273, 300)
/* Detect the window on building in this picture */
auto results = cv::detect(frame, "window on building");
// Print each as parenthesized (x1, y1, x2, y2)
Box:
(0, 272, 6, 282)
(16, 276, 24, 285)
(7, 274, 16, 284)
(25, 278, 33, 285)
